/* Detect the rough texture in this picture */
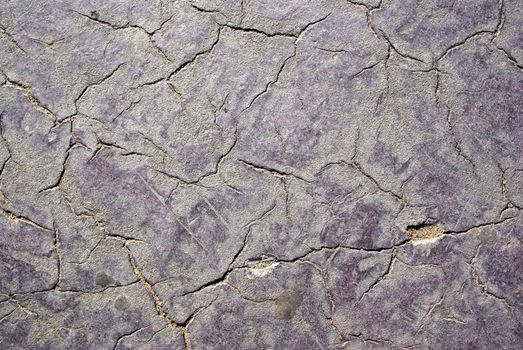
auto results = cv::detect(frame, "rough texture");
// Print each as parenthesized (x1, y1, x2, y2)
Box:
(0, 0, 522, 349)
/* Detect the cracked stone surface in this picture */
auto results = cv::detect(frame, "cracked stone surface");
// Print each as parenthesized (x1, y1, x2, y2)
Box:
(0, 0, 522, 349)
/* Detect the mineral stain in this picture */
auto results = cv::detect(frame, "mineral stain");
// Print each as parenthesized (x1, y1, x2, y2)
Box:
(275, 290, 303, 320)
(95, 272, 118, 287)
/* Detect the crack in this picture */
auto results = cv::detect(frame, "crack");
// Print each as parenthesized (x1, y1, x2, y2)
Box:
(415, 295, 444, 335)
(324, 314, 343, 342)
(126, 245, 182, 330)
(445, 214, 517, 236)
(268, 238, 411, 266)
(497, 165, 521, 212)
(63, 207, 146, 266)
(28, 36, 65, 48)
(440, 315, 466, 325)
(87, 138, 124, 161)
(340, 331, 396, 347)
(225, 12, 331, 39)
(444, 106, 475, 167)
(491, 42, 523, 71)
(131, 77, 166, 90)
(348, 59, 384, 80)
(0, 207, 51, 231)
(110, 97, 142, 123)
(242, 47, 296, 112)
(346, 0, 382, 11)
(113, 325, 148, 350)
(0, 24, 25, 52)
(58, 280, 141, 294)
(467, 245, 513, 312)
(282, 177, 291, 220)
(72, 9, 172, 36)
(0, 297, 39, 318)
(228, 203, 277, 266)
(437, 31, 494, 63)
(374, 27, 425, 64)
(245, 202, 277, 228)
(226, 227, 256, 270)
(500, 165, 508, 199)
(435, 70, 441, 110)
(190, 3, 221, 14)
(224, 24, 296, 39)
(167, 81, 183, 98)
(0, 153, 11, 180)
(52, 222, 62, 291)
(87, 138, 151, 161)
(72, 10, 129, 30)
(127, 12, 331, 106)
(365, 1, 385, 40)
(376, 46, 393, 117)
(346, 160, 405, 203)
(174, 203, 277, 298)
(147, 168, 201, 190)
(138, 325, 168, 347)
(182, 297, 218, 350)
(0, 307, 16, 324)
(177, 237, 249, 297)
(238, 159, 312, 183)
(131, 22, 222, 88)
(2, 79, 58, 123)
(305, 260, 337, 315)
(224, 283, 276, 304)
(72, 62, 126, 118)
(38, 151, 70, 193)
(121, 151, 152, 158)
(137, 132, 170, 157)
(314, 49, 384, 80)
(149, 129, 238, 191)
(219, 175, 244, 194)
(170, 26, 222, 75)
(396, 256, 441, 270)
(239, 13, 331, 113)
(0, 112, 12, 163)
(189, 129, 238, 184)
(106, 232, 144, 242)
(358, 249, 396, 301)
(315, 47, 349, 54)
(208, 91, 229, 126)
(430, 70, 474, 166)
(495, 0, 505, 37)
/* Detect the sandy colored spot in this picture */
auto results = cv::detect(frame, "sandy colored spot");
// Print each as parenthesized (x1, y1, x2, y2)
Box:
(246, 257, 279, 278)
(246, 257, 278, 269)
(408, 224, 445, 241)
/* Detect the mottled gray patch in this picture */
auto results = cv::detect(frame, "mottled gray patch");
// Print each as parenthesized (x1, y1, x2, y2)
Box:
(95, 272, 118, 287)
(114, 295, 130, 311)
(275, 290, 303, 320)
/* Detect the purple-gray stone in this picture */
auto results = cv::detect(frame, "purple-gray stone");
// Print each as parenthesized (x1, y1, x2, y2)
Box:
(0, 0, 521, 349)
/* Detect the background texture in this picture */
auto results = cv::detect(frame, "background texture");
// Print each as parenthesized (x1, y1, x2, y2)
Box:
(0, 0, 522, 349)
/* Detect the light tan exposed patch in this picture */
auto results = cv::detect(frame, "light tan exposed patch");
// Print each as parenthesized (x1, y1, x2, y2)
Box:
(247, 258, 278, 269)
(246, 257, 279, 279)
(408, 224, 445, 241)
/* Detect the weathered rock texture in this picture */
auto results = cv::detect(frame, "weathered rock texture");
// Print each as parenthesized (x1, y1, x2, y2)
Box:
(0, 0, 522, 349)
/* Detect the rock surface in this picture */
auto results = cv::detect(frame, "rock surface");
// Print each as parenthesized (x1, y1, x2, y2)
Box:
(0, 0, 522, 349)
